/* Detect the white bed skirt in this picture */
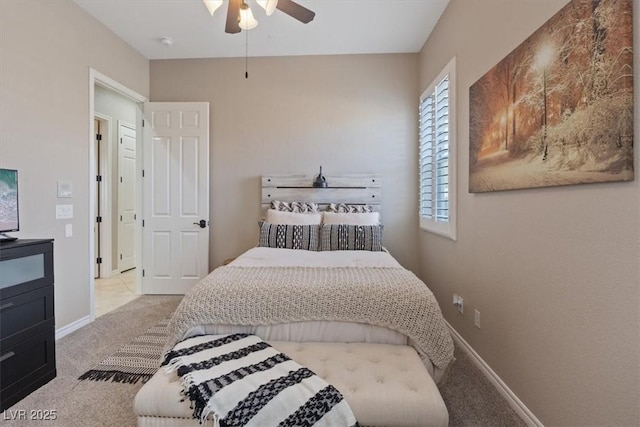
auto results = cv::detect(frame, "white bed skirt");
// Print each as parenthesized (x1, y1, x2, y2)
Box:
(181, 322, 435, 378)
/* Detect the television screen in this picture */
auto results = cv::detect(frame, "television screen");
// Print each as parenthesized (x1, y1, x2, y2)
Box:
(0, 168, 19, 233)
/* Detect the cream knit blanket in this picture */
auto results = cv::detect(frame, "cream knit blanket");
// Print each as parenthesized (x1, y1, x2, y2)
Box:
(168, 266, 454, 371)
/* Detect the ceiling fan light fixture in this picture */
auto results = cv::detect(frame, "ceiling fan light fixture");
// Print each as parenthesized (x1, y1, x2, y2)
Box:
(256, 0, 278, 16)
(203, 0, 223, 16)
(238, 3, 258, 30)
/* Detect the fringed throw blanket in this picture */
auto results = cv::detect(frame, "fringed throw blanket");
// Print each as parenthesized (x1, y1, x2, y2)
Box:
(168, 266, 454, 373)
(162, 333, 359, 427)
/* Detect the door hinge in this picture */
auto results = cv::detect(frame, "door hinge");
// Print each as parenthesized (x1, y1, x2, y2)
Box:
(120, 176, 123, 183)
(120, 138, 123, 144)
(96, 175, 102, 182)
(96, 216, 102, 223)
(142, 269, 145, 277)
(96, 133, 102, 141)
(142, 119, 145, 127)
(97, 257, 102, 264)
(120, 215, 123, 221)
(134, 214, 136, 220)
(120, 254, 123, 260)
(142, 169, 145, 178)
(142, 219, 145, 227)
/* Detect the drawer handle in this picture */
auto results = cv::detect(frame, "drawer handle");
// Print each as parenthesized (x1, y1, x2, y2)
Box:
(0, 302, 14, 311)
(0, 351, 15, 362)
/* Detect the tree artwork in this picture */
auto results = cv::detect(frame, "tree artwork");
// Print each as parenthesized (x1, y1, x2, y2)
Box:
(469, 0, 633, 192)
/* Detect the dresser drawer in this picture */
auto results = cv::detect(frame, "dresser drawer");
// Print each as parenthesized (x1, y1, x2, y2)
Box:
(0, 285, 54, 348)
(0, 328, 56, 411)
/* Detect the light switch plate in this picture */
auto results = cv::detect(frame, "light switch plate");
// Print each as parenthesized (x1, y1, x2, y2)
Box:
(56, 204, 73, 219)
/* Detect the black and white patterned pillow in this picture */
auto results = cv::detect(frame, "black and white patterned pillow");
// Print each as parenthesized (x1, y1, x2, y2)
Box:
(320, 224, 383, 251)
(270, 201, 319, 213)
(258, 221, 320, 251)
(326, 203, 374, 213)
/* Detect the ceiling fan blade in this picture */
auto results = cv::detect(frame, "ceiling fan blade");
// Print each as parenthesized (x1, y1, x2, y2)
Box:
(276, 0, 315, 24)
(225, 0, 242, 34)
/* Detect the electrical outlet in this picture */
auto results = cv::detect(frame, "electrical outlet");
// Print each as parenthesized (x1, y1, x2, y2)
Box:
(474, 309, 481, 328)
(453, 294, 463, 314)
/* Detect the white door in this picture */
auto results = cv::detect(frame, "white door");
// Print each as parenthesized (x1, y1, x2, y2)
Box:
(118, 122, 137, 272)
(142, 102, 210, 294)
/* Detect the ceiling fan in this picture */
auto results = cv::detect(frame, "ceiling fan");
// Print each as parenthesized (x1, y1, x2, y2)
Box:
(203, 0, 315, 34)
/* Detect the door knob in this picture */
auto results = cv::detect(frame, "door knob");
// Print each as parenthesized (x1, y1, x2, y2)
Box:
(193, 219, 207, 228)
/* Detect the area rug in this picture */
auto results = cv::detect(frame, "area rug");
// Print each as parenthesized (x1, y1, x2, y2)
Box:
(78, 315, 171, 384)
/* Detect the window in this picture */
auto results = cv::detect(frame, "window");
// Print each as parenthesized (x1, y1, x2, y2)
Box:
(419, 57, 456, 240)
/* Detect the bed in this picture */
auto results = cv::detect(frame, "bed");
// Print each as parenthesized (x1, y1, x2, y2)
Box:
(167, 246, 454, 382)
(135, 174, 454, 427)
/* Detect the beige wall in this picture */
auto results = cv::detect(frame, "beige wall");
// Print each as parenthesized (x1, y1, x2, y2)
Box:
(0, 0, 149, 328)
(150, 55, 420, 272)
(418, 0, 639, 425)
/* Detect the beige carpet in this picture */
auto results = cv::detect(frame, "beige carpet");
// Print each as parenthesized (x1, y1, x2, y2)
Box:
(1, 295, 525, 427)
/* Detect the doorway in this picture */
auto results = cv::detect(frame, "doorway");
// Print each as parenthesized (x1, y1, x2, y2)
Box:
(89, 69, 147, 320)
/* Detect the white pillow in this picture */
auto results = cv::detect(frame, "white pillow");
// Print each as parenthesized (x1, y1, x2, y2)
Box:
(322, 211, 380, 225)
(266, 209, 322, 225)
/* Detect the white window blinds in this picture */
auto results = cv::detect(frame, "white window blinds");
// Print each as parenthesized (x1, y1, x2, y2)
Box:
(418, 57, 456, 241)
(420, 75, 450, 222)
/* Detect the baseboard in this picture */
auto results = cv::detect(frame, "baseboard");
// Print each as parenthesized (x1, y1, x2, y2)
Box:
(55, 315, 93, 340)
(445, 321, 544, 427)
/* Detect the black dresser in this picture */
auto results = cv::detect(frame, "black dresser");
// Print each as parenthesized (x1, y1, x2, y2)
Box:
(0, 239, 56, 411)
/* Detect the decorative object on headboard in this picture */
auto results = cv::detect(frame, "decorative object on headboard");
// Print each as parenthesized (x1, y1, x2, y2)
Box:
(261, 174, 381, 212)
(312, 166, 328, 188)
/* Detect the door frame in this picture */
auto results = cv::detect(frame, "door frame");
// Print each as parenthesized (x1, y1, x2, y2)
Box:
(94, 112, 113, 279)
(88, 68, 148, 320)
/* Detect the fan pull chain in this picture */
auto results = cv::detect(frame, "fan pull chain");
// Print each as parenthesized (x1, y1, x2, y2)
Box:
(245, 28, 249, 79)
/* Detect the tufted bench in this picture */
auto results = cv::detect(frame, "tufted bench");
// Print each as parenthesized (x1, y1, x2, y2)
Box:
(134, 342, 449, 427)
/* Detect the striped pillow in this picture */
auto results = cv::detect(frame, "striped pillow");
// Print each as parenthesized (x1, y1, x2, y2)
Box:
(326, 203, 374, 213)
(320, 224, 383, 251)
(258, 221, 320, 251)
(270, 201, 319, 213)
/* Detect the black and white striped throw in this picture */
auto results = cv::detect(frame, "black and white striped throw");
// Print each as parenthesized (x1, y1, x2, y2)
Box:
(162, 334, 359, 427)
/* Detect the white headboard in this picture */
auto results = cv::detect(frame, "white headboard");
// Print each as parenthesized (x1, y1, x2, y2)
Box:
(261, 174, 382, 211)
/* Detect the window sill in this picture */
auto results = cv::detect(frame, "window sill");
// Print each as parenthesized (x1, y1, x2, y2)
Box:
(419, 219, 457, 241)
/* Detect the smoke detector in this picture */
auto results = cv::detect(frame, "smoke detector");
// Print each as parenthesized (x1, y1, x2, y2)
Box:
(159, 37, 173, 47)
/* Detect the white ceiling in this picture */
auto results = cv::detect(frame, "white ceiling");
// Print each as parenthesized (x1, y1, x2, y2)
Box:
(74, 0, 449, 60)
